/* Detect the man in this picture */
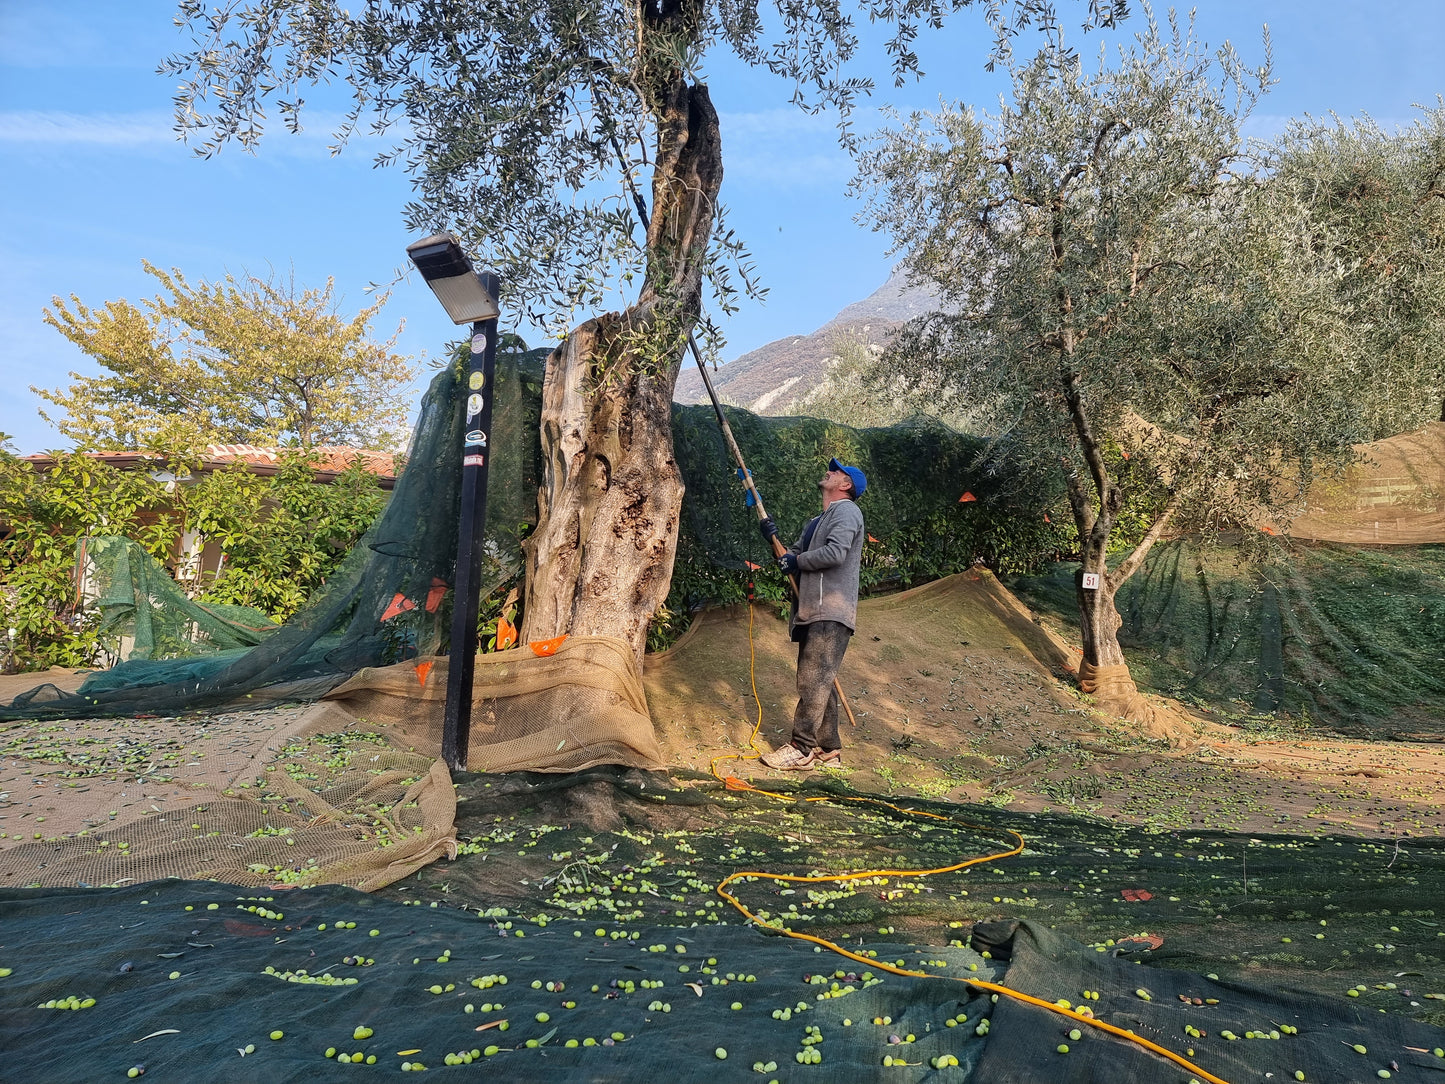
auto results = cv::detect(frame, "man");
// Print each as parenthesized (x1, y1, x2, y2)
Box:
(757, 457, 867, 770)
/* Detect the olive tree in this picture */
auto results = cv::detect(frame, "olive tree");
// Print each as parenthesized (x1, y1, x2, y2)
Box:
(854, 10, 1393, 727)
(1267, 108, 1445, 438)
(163, 0, 1124, 664)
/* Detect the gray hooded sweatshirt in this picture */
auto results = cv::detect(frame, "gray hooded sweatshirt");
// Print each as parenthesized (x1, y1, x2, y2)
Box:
(788, 497, 864, 639)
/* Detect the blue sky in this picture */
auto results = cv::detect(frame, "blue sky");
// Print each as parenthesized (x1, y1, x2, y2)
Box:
(2, 1, 1442, 455)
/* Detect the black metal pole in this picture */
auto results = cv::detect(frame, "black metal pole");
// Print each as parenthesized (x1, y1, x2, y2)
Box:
(441, 271, 501, 773)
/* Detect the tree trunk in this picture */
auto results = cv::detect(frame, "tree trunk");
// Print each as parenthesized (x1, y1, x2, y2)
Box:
(521, 69, 722, 669)
(520, 313, 688, 666)
(1059, 355, 1193, 736)
(1075, 566, 1127, 668)
(1072, 509, 1193, 740)
(1074, 568, 1168, 735)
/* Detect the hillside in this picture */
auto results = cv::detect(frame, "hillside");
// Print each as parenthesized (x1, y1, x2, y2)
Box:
(674, 270, 939, 413)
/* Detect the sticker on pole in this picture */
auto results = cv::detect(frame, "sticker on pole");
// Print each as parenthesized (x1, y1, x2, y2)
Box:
(1081, 572, 1100, 590)
(469, 371, 486, 390)
(465, 430, 487, 447)
(466, 393, 484, 419)
(463, 454, 485, 467)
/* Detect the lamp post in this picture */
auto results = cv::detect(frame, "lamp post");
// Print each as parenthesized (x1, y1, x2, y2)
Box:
(406, 232, 501, 773)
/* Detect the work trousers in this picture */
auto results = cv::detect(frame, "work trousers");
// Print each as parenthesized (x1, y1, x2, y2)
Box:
(791, 620, 850, 753)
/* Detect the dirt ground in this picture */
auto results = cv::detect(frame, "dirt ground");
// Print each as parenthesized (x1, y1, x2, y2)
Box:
(643, 571, 1445, 840)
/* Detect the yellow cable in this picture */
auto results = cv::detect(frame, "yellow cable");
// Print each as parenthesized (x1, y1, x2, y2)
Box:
(706, 598, 1231, 1084)
(707, 595, 768, 781)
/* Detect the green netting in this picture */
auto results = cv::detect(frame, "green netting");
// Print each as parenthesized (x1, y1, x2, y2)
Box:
(80, 534, 277, 659)
(0, 343, 543, 722)
(672, 410, 989, 565)
(1009, 539, 1445, 738)
(669, 408, 1063, 605)
(2, 327, 1442, 1084)
(378, 769, 1445, 1026)
(1, 770, 1442, 1083)
(2, 351, 1062, 718)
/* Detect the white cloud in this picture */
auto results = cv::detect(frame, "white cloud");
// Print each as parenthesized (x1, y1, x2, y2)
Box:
(0, 7, 115, 70)
(719, 108, 855, 186)
(726, 150, 853, 187)
(0, 110, 175, 146)
(721, 107, 839, 139)
(0, 107, 403, 162)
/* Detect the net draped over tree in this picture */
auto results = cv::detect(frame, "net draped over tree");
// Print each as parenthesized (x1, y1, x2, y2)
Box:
(854, 9, 1441, 728)
(161, 0, 1125, 665)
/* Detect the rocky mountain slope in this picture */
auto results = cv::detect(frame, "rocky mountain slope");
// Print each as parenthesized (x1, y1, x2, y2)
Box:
(674, 270, 939, 413)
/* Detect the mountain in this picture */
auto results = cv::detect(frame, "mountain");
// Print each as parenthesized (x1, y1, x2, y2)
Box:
(673, 270, 940, 413)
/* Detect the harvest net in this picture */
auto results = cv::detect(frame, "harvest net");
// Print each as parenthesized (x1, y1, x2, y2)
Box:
(77, 535, 277, 663)
(1279, 421, 1445, 546)
(0, 345, 1048, 900)
(0, 634, 667, 892)
(0, 342, 542, 723)
(1011, 538, 1445, 737)
(1, 350, 1443, 1081)
(316, 635, 664, 774)
(0, 702, 457, 892)
(1, 770, 1442, 1083)
(0, 349, 657, 894)
(667, 406, 1066, 607)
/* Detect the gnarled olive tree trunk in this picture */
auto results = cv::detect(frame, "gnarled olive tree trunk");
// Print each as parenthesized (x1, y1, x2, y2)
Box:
(1062, 363, 1189, 738)
(521, 62, 722, 668)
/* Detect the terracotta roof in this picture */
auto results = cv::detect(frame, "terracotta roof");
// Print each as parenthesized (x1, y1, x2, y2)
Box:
(22, 445, 398, 489)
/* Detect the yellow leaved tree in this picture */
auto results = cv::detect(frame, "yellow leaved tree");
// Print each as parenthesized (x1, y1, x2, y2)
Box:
(38, 262, 416, 453)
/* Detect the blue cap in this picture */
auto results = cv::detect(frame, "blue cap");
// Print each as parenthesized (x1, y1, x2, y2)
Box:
(828, 457, 867, 499)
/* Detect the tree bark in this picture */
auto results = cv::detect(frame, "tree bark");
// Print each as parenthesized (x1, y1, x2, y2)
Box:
(1075, 568, 1127, 667)
(1072, 492, 1193, 737)
(521, 64, 722, 669)
(1060, 359, 1194, 735)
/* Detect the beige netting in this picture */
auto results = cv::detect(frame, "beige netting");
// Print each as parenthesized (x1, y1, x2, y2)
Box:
(1075, 659, 1198, 743)
(0, 706, 456, 891)
(322, 634, 665, 774)
(1281, 421, 1445, 544)
(0, 667, 91, 704)
(0, 634, 662, 890)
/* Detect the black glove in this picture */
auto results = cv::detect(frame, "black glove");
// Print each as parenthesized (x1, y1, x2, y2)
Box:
(758, 516, 778, 542)
(778, 552, 799, 576)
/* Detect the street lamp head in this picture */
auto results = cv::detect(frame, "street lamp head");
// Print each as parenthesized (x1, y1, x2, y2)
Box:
(406, 232, 500, 324)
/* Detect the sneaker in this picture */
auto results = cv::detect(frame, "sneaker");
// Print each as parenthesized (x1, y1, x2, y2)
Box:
(760, 743, 816, 770)
(815, 749, 842, 768)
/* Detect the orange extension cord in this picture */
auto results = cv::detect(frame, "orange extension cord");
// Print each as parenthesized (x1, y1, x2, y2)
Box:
(707, 603, 1231, 1084)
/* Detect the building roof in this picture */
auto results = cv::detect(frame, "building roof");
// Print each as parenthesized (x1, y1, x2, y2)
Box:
(22, 444, 399, 489)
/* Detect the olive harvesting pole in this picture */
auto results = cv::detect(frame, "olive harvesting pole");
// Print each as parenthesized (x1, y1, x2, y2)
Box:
(686, 336, 857, 727)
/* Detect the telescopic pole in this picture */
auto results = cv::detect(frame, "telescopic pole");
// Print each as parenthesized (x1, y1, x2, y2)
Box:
(686, 336, 858, 727)
(441, 272, 502, 772)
